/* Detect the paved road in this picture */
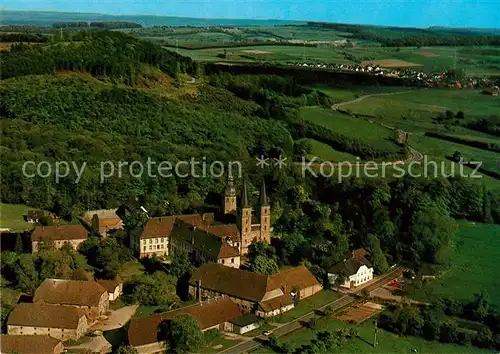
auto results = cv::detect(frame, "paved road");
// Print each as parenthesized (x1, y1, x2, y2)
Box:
(220, 268, 403, 354)
(332, 89, 418, 110)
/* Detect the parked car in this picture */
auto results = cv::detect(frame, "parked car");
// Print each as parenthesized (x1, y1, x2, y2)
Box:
(263, 330, 273, 336)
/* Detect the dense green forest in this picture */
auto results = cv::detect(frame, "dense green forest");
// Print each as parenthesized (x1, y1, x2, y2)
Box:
(0, 31, 197, 81)
(1, 30, 499, 287)
(0, 33, 49, 43)
(308, 22, 500, 46)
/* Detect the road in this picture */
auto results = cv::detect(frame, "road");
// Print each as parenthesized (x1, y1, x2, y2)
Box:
(220, 267, 403, 354)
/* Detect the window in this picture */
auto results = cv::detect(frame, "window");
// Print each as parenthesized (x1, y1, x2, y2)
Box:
(231, 258, 234, 263)
(149, 245, 152, 250)
(143, 246, 146, 252)
(221, 259, 225, 264)
(157, 245, 160, 250)
(155, 238, 158, 244)
(149, 239, 152, 244)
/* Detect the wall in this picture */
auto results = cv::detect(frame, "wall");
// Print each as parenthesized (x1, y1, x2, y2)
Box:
(299, 284, 323, 299)
(134, 341, 167, 354)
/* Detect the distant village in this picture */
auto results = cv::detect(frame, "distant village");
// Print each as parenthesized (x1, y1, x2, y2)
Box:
(1, 177, 393, 354)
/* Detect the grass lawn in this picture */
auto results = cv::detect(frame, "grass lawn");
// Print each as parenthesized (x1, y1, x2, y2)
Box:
(274, 290, 342, 323)
(256, 317, 491, 354)
(119, 261, 145, 280)
(133, 299, 197, 318)
(300, 107, 400, 154)
(203, 337, 242, 353)
(411, 222, 500, 309)
(0, 203, 37, 231)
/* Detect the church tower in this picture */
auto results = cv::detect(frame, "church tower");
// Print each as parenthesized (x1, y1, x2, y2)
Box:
(259, 181, 271, 244)
(240, 182, 253, 254)
(223, 173, 237, 215)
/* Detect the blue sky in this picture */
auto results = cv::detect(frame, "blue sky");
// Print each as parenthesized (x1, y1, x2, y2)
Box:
(3, 0, 500, 28)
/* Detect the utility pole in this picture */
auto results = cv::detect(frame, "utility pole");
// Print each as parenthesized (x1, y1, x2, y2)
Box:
(373, 319, 378, 347)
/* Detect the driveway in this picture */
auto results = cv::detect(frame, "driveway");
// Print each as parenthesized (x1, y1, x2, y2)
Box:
(65, 335, 112, 353)
(91, 305, 139, 331)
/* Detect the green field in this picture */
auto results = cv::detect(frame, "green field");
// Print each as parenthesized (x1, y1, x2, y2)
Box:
(275, 290, 342, 323)
(0, 203, 37, 231)
(300, 107, 400, 154)
(412, 222, 500, 308)
(257, 317, 491, 354)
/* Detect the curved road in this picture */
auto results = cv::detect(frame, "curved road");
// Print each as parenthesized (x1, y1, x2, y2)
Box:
(332, 89, 419, 110)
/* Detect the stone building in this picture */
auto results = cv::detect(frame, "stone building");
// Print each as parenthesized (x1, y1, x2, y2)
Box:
(82, 208, 123, 237)
(7, 303, 88, 341)
(31, 225, 88, 253)
(33, 279, 109, 322)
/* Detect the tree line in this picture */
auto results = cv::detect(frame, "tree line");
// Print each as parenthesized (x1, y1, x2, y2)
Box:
(52, 21, 142, 29)
(0, 33, 49, 43)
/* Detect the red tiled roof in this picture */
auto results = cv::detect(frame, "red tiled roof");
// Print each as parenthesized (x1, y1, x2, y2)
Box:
(218, 242, 240, 258)
(199, 224, 240, 241)
(33, 279, 107, 307)
(258, 294, 294, 313)
(128, 297, 242, 347)
(96, 278, 122, 293)
(7, 303, 86, 329)
(32, 225, 88, 242)
(140, 216, 176, 239)
(1, 335, 62, 354)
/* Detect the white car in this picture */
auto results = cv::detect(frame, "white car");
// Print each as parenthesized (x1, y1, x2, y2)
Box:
(263, 330, 274, 336)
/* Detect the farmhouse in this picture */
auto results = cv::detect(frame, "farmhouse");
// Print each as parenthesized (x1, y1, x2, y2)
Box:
(33, 279, 109, 322)
(7, 303, 88, 341)
(189, 263, 322, 317)
(31, 225, 88, 253)
(83, 208, 123, 237)
(128, 297, 244, 353)
(0, 335, 64, 354)
(328, 249, 374, 289)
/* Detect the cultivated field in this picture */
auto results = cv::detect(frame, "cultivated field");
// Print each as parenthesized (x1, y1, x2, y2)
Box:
(412, 222, 500, 308)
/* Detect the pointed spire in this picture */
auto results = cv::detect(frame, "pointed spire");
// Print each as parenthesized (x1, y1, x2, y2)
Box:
(260, 181, 269, 206)
(242, 182, 250, 208)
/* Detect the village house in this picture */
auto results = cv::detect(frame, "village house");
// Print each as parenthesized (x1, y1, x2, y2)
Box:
(33, 279, 109, 322)
(189, 263, 322, 317)
(31, 225, 88, 253)
(7, 303, 88, 341)
(328, 249, 374, 289)
(96, 278, 123, 301)
(26, 210, 46, 223)
(128, 297, 246, 354)
(1, 335, 64, 354)
(83, 208, 124, 237)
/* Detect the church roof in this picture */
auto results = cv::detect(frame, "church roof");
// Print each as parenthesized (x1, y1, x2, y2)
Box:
(242, 182, 250, 208)
(260, 181, 269, 206)
(329, 255, 373, 276)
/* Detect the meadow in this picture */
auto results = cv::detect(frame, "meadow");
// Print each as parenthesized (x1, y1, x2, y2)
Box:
(300, 106, 401, 154)
(411, 222, 500, 309)
(0, 203, 37, 231)
(256, 317, 491, 354)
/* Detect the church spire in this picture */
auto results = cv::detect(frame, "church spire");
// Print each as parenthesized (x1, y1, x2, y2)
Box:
(242, 181, 250, 208)
(260, 181, 269, 206)
(225, 172, 236, 196)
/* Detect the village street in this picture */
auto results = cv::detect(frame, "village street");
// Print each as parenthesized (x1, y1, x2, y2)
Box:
(220, 267, 403, 354)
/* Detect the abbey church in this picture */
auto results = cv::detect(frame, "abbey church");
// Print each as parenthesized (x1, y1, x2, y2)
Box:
(131, 176, 271, 263)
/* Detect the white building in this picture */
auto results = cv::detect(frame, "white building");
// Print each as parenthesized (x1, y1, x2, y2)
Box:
(328, 250, 374, 289)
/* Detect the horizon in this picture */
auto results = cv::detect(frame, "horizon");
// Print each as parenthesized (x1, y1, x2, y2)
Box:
(2, 0, 499, 29)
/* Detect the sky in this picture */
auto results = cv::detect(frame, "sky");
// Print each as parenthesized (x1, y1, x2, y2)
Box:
(3, 0, 500, 28)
